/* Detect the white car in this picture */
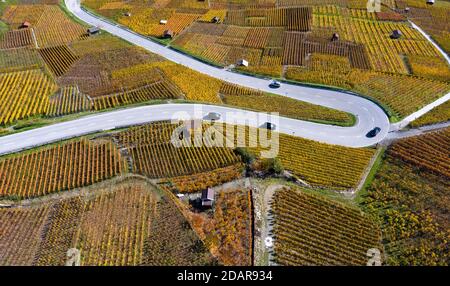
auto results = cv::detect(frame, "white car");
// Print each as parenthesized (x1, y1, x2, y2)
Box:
(206, 112, 221, 121)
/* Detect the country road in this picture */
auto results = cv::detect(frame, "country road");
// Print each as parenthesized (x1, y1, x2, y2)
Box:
(0, 0, 447, 155)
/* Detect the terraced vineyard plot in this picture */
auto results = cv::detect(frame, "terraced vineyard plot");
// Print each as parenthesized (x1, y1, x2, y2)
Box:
(59, 47, 165, 97)
(115, 122, 241, 178)
(200, 43, 231, 65)
(69, 35, 130, 57)
(283, 32, 370, 69)
(286, 65, 450, 118)
(273, 135, 374, 189)
(388, 128, 449, 179)
(178, 186, 254, 265)
(76, 184, 156, 266)
(361, 131, 450, 265)
(286, 6, 312, 31)
(225, 7, 311, 30)
(243, 27, 270, 49)
(46, 86, 92, 117)
(35, 197, 84, 266)
(161, 164, 243, 193)
(0, 139, 125, 199)
(1, 4, 45, 27)
(0, 69, 56, 125)
(349, 72, 450, 118)
(0, 48, 43, 72)
(34, 5, 88, 47)
(0, 206, 51, 266)
(313, 12, 441, 74)
(0, 28, 34, 49)
(410, 101, 450, 128)
(212, 124, 374, 190)
(272, 188, 381, 265)
(151, 13, 200, 37)
(220, 83, 354, 125)
(91, 80, 184, 110)
(211, 189, 253, 266)
(0, 179, 215, 266)
(283, 32, 306, 65)
(150, 61, 223, 103)
(39, 45, 80, 77)
(408, 55, 450, 82)
(141, 189, 215, 266)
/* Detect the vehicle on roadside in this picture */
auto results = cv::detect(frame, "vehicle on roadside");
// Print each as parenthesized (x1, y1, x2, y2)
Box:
(206, 112, 221, 121)
(262, 122, 277, 130)
(366, 127, 381, 138)
(269, 80, 281, 88)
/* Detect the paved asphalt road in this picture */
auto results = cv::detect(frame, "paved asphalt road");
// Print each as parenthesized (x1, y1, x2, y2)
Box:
(0, 1, 448, 155)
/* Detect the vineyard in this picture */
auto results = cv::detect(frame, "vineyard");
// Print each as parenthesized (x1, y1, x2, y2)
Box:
(197, 122, 376, 190)
(241, 131, 375, 190)
(0, 138, 125, 199)
(91, 0, 450, 121)
(114, 122, 242, 179)
(409, 101, 450, 128)
(272, 187, 381, 265)
(38, 45, 79, 77)
(91, 80, 183, 110)
(286, 66, 450, 118)
(388, 128, 449, 179)
(181, 187, 253, 265)
(161, 164, 243, 193)
(0, 178, 215, 266)
(46, 86, 92, 117)
(220, 82, 354, 125)
(211, 189, 253, 266)
(0, 205, 51, 266)
(360, 129, 450, 265)
(0, 69, 56, 125)
(2, 5, 87, 48)
(0, 47, 43, 72)
(0, 28, 34, 49)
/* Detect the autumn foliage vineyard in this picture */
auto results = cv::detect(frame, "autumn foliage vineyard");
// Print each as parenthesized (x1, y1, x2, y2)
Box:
(0, 179, 215, 266)
(272, 187, 381, 265)
(0, 0, 449, 267)
(83, 0, 450, 120)
(361, 128, 450, 265)
(0, 138, 124, 199)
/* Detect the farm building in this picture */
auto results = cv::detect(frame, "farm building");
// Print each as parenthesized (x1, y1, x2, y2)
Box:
(87, 27, 100, 35)
(20, 21, 31, 29)
(331, 33, 340, 42)
(212, 16, 220, 23)
(124, 12, 131, 17)
(201, 188, 215, 207)
(237, 59, 249, 67)
(426, 0, 435, 5)
(160, 19, 168, 25)
(391, 29, 402, 39)
(163, 29, 174, 38)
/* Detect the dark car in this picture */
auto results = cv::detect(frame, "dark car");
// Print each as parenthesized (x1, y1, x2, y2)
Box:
(269, 80, 281, 88)
(262, 122, 276, 130)
(366, 127, 381, 138)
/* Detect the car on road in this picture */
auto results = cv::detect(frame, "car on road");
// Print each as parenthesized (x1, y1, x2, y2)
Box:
(206, 112, 221, 121)
(269, 80, 281, 88)
(262, 122, 276, 130)
(366, 127, 381, 138)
